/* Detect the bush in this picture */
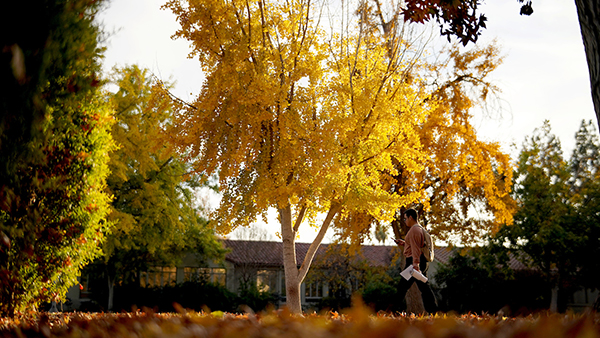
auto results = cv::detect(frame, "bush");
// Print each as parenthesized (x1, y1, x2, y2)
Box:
(316, 295, 352, 312)
(107, 281, 278, 313)
(435, 250, 554, 314)
(237, 284, 279, 312)
(361, 279, 402, 312)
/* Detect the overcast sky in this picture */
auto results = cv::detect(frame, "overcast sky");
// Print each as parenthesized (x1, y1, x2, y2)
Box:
(97, 0, 596, 244)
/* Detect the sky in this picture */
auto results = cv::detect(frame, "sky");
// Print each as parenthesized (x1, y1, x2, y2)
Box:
(96, 0, 596, 244)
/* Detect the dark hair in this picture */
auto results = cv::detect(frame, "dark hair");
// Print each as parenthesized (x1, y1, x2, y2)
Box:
(405, 208, 418, 221)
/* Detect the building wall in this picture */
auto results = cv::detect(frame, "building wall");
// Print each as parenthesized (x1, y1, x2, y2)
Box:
(62, 252, 599, 313)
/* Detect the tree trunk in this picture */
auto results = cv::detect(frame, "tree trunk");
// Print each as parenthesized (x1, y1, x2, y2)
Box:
(406, 284, 426, 314)
(281, 204, 302, 314)
(574, 0, 600, 132)
(107, 274, 114, 311)
(280, 203, 341, 314)
(550, 284, 559, 313)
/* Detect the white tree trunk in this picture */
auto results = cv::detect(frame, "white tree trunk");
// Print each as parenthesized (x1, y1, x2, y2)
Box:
(574, 0, 600, 132)
(280, 203, 341, 314)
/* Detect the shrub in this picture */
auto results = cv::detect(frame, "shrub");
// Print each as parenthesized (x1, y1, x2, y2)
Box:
(107, 281, 278, 313)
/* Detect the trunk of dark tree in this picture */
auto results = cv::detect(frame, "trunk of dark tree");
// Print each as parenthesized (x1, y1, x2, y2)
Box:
(550, 284, 559, 313)
(107, 274, 114, 311)
(574, 0, 600, 132)
(406, 284, 426, 314)
(549, 270, 560, 313)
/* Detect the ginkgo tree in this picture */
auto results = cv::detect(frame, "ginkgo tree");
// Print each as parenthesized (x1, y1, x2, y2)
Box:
(333, 2, 515, 248)
(162, 0, 514, 313)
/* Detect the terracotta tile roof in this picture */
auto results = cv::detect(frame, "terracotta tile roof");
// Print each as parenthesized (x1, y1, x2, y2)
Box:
(432, 246, 454, 265)
(222, 240, 397, 267)
(222, 240, 530, 270)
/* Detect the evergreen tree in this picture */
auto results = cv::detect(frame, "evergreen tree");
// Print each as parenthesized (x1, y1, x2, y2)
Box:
(566, 120, 600, 306)
(491, 120, 600, 312)
(0, 0, 114, 316)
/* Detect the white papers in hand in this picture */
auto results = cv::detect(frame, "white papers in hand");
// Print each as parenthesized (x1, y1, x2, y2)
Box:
(411, 269, 428, 283)
(400, 265, 414, 280)
(400, 265, 429, 283)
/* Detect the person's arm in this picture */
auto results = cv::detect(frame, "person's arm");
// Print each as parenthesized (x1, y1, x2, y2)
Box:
(394, 238, 405, 246)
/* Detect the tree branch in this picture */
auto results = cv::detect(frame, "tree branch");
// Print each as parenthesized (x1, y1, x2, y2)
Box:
(298, 202, 341, 281)
(293, 204, 307, 233)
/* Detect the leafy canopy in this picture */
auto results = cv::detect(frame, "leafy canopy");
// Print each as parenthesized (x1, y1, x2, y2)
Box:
(163, 0, 440, 234)
(0, 0, 114, 316)
(490, 120, 600, 293)
(99, 65, 226, 286)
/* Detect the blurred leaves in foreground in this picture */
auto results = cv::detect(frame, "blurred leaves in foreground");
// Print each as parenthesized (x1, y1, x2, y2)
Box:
(0, 304, 599, 338)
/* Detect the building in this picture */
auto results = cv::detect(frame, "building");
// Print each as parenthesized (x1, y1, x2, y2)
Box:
(65, 239, 598, 312)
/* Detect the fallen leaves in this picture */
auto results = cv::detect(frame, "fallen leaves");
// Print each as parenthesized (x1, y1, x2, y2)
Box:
(1, 308, 598, 338)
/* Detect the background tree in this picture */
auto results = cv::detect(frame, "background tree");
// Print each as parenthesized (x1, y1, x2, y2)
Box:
(399, 0, 600, 137)
(95, 66, 226, 311)
(560, 120, 600, 310)
(333, 2, 514, 247)
(0, 0, 114, 316)
(489, 120, 600, 312)
(388, 43, 515, 245)
(230, 224, 274, 241)
(374, 223, 389, 244)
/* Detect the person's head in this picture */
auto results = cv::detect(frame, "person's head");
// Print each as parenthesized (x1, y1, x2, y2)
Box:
(404, 209, 418, 226)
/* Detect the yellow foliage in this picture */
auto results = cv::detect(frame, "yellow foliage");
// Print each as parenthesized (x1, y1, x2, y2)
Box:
(162, 0, 516, 311)
(163, 0, 438, 231)
(162, 0, 514, 246)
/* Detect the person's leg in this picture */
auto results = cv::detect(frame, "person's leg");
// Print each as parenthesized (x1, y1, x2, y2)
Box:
(416, 256, 438, 313)
(415, 280, 438, 313)
(397, 275, 416, 298)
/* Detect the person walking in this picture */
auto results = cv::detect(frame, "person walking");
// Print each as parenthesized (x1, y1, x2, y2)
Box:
(394, 208, 438, 313)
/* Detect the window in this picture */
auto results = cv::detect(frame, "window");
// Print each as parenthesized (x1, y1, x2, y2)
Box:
(257, 270, 278, 293)
(140, 267, 177, 287)
(79, 274, 92, 299)
(184, 267, 226, 285)
(305, 280, 323, 298)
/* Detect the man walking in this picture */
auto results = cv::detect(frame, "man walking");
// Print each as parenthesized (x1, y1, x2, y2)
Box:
(394, 208, 438, 313)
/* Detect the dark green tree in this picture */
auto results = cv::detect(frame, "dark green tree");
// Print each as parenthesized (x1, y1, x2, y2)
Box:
(434, 247, 550, 314)
(490, 120, 600, 312)
(500, 121, 574, 312)
(566, 120, 600, 308)
(95, 66, 226, 310)
(0, 0, 114, 316)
